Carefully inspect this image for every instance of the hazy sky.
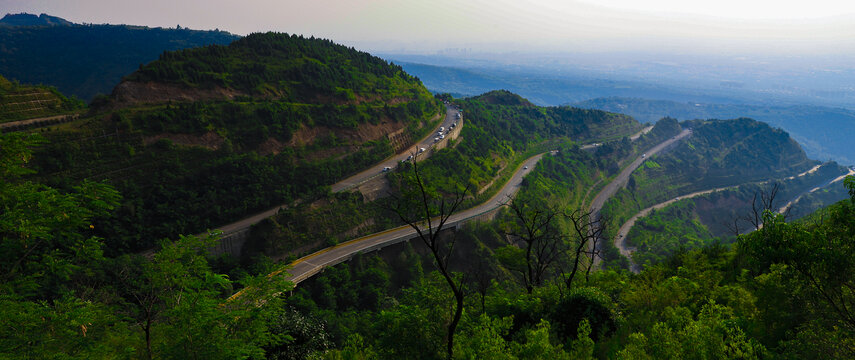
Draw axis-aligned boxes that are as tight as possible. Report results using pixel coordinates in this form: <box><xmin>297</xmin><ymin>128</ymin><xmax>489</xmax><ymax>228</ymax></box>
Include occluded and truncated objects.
<box><xmin>5</xmin><ymin>0</ymin><xmax>855</xmax><ymax>55</ymax></box>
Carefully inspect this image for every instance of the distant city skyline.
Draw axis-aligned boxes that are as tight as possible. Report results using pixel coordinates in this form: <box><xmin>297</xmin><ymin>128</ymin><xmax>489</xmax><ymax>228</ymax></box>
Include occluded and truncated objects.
<box><xmin>4</xmin><ymin>0</ymin><xmax>855</xmax><ymax>55</ymax></box>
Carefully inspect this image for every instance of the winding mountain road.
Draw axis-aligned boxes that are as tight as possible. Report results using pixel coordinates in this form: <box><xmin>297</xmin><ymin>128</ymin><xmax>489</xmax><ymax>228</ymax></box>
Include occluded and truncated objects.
<box><xmin>202</xmin><ymin>107</ymin><xmax>459</xmax><ymax>239</ymax></box>
<box><xmin>579</xmin><ymin>125</ymin><xmax>653</xmax><ymax>151</ymax></box>
<box><xmin>251</xmin><ymin>127</ymin><xmax>680</xmax><ymax>291</ymax></box>
<box><xmin>584</xmin><ymin>128</ymin><xmax>692</xmax><ymax>268</ymax></box>
<box><xmin>614</xmin><ymin>187</ymin><xmax>733</xmax><ymax>272</ymax></box>
<box><xmin>331</xmin><ymin>106</ymin><xmax>461</xmax><ymax>192</ymax></box>
<box><xmin>271</xmin><ymin>154</ymin><xmax>543</xmax><ymax>285</ymax></box>
<box><xmin>589</xmin><ymin>129</ymin><xmax>692</xmax><ymax>215</ymax></box>
<box><xmin>229</xmin><ymin>154</ymin><xmax>544</xmax><ymax>301</ymax></box>
<box><xmin>229</xmin><ymin>125</ymin><xmax>688</xmax><ymax>300</ymax></box>
<box><xmin>614</xmin><ymin>163</ymin><xmax>852</xmax><ymax>273</ymax></box>
<box><xmin>779</xmin><ymin>167</ymin><xmax>855</xmax><ymax>214</ymax></box>
<box><xmin>271</xmin><ymin>125</ymin><xmax>668</xmax><ymax>284</ymax></box>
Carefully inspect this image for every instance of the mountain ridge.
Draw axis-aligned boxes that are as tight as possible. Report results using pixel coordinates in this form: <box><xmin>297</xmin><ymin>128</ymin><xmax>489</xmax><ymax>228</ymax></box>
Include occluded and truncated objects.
<box><xmin>0</xmin><ymin>20</ymin><xmax>239</xmax><ymax>101</ymax></box>
<box><xmin>573</xmin><ymin>96</ymin><xmax>855</xmax><ymax>165</ymax></box>
<box><xmin>0</xmin><ymin>13</ymin><xmax>73</xmax><ymax>27</ymax></box>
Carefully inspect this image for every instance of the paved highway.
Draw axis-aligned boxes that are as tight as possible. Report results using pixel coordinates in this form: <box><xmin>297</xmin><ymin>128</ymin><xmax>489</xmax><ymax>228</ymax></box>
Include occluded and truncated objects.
<box><xmin>267</xmin><ymin>154</ymin><xmax>544</xmax><ymax>286</ymax></box>
<box><xmin>332</xmin><ymin>106</ymin><xmax>461</xmax><ymax>192</ymax></box>
<box><xmin>207</xmin><ymin>106</ymin><xmax>459</xmax><ymax>237</ymax></box>
<box><xmin>614</xmin><ymin>163</ymin><xmax>847</xmax><ymax>273</ymax></box>
<box><xmin>613</xmin><ymin>187</ymin><xmax>733</xmax><ymax>272</ymax></box>
<box><xmin>630</xmin><ymin>125</ymin><xmax>654</xmax><ymax>141</ymax></box>
<box><xmin>579</xmin><ymin>125</ymin><xmax>653</xmax><ymax>151</ymax></box>
<box><xmin>779</xmin><ymin>167</ymin><xmax>855</xmax><ymax>214</ymax></box>
<box><xmin>585</xmin><ymin>128</ymin><xmax>692</xmax><ymax>267</ymax></box>
<box><xmin>262</xmin><ymin>127</ymin><xmax>686</xmax><ymax>289</ymax></box>
<box><xmin>589</xmin><ymin>128</ymin><xmax>692</xmax><ymax>215</ymax></box>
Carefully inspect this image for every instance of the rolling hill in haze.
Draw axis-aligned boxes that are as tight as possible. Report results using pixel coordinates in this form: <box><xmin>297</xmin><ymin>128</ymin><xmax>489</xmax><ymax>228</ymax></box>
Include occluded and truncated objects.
<box><xmin>394</xmin><ymin>61</ymin><xmax>745</xmax><ymax>107</ymax></box>
<box><xmin>574</xmin><ymin>97</ymin><xmax>855</xmax><ymax>165</ymax></box>
<box><xmin>0</xmin><ymin>13</ymin><xmax>73</xmax><ymax>26</ymax></box>
<box><xmin>0</xmin><ymin>13</ymin><xmax>238</xmax><ymax>101</ymax></box>
<box><xmin>393</xmin><ymin>60</ymin><xmax>855</xmax><ymax>166</ymax></box>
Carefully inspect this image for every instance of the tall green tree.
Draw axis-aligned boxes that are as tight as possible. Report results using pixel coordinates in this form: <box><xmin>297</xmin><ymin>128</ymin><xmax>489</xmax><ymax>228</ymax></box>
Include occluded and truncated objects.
<box><xmin>1</xmin><ymin>133</ymin><xmax>120</xmax><ymax>299</ymax></box>
<box><xmin>0</xmin><ymin>132</ymin><xmax>127</xmax><ymax>358</ymax></box>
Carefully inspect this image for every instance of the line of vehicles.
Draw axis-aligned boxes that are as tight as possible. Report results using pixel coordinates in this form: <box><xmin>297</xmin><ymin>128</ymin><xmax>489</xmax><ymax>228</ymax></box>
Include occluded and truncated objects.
<box><xmin>433</xmin><ymin>121</ymin><xmax>458</xmax><ymax>143</ymax></box>
<box><xmin>382</xmin><ymin>111</ymin><xmax>461</xmax><ymax>173</ymax></box>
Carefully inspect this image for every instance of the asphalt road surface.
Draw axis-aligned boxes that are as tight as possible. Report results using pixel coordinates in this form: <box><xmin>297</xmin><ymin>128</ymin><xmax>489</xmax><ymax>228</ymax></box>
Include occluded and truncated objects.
<box><xmin>613</xmin><ymin>187</ymin><xmax>732</xmax><ymax>272</ymax></box>
<box><xmin>613</xmin><ymin>162</ymin><xmax>843</xmax><ymax>273</ymax></box>
<box><xmin>630</xmin><ymin>125</ymin><xmax>654</xmax><ymax>141</ymax></box>
<box><xmin>589</xmin><ymin>128</ymin><xmax>692</xmax><ymax>215</ymax></box>
<box><xmin>579</xmin><ymin>125</ymin><xmax>653</xmax><ymax>150</ymax></box>
<box><xmin>779</xmin><ymin>167</ymin><xmax>855</xmax><ymax>214</ymax></box>
<box><xmin>277</xmin><ymin>127</ymin><xmax>687</xmax><ymax>287</ymax></box>
<box><xmin>585</xmin><ymin>128</ymin><xmax>691</xmax><ymax>267</ymax></box>
<box><xmin>331</xmin><ymin>106</ymin><xmax>461</xmax><ymax>192</ymax></box>
<box><xmin>271</xmin><ymin>154</ymin><xmax>545</xmax><ymax>286</ymax></box>
<box><xmin>210</xmin><ymin>106</ymin><xmax>458</xmax><ymax>236</ymax></box>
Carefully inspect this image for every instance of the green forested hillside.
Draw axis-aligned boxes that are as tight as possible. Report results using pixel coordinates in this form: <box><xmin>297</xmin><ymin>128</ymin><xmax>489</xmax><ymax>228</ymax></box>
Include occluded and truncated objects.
<box><xmin>619</xmin><ymin>160</ymin><xmax>851</xmax><ymax>266</ymax></box>
<box><xmin>0</xmin><ymin>21</ymin><xmax>238</xmax><ymax>101</ymax></box>
<box><xmin>241</xmin><ymin>91</ymin><xmax>642</xmax><ymax>260</ymax></box>
<box><xmin>595</xmin><ymin>117</ymin><xmax>817</xmax><ymax>267</ymax></box>
<box><xmin>109</xmin><ymin>33</ymin><xmax>440</xmax><ymax>151</ymax></box>
<box><xmin>2</xmin><ymin>11</ymin><xmax>854</xmax><ymax>360</ymax></box>
<box><xmin>27</xmin><ymin>33</ymin><xmax>442</xmax><ymax>253</ymax></box>
<box><xmin>123</xmin><ymin>32</ymin><xmax>427</xmax><ymax>102</ymax></box>
<box><xmin>1</xmin><ymin>133</ymin><xmax>292</xmax><ymax>358</ymax></box>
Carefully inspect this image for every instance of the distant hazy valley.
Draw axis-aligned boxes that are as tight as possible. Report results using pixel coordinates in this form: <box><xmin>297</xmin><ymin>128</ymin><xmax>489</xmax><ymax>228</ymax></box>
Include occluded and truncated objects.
<box><xmin>391</xmin><ymin>55</ymin><xmax>855</xmax><ymax>165</ymax></box>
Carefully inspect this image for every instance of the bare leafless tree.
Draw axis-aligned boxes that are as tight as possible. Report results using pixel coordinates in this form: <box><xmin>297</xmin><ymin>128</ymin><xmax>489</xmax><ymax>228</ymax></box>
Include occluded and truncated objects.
<box><xmin>391</xmin><ymin>155</ymin><xmax>469</xmax><ymax>360</ymax></box>
<box><xmin>725</xmin><ymin>216</ymin><xmax>743</xmax><ymax>238</ymax></box>
<box><xmin>747</xmin><ymin>182</ymin><xmax>785</xmax><ymax>230</ymax></box>
<box><xmin>565</xmin><ymin>208</ymin><xmax>605</xmax><ymax>288</ymax></box>
<box><xmin>584</xmin><ymin>216</ymin><xmax>606</xmax><ymax>282</ymax></box>
<box><xmin>502</xmin><ymin>197</ymin><xmax>564</xmax><ymax>294</ymax></box>
<box><xmin>726</xmin><ymin>182</ymin><xmax>785</xmax><ymax>236</ymax></box>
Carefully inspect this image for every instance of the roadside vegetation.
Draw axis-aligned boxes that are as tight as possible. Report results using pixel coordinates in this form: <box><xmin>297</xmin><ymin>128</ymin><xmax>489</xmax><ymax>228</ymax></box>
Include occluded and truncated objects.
<box><xmin>4</xmin><ymin>125</ymin><xmax>854</xmax><ymax>358</ymax></box>
<box><xmin>240</xmin><ymin>90</ymin><xmax>642</xmax><ymax>262</ymax></box>
<box><xmin>277</xmin><ymin>148</ymin><xmax>855</xmax><ymax>359</ymax></box>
